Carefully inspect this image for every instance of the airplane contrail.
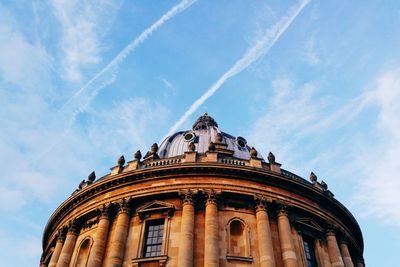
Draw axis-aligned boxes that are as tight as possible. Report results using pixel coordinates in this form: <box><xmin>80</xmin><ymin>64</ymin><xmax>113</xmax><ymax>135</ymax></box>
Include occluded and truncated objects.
<box><xmin>61</xmin><ymin>0</ymin><xmax>198</xmax><ymax>124</ymax></box>
<box><xmin>29</xmin><ymin>0</ymin><xmax>197</xmax><ymax>165</ymax></box>
<box><xmin>164</xmin><ymin>0</ymin><xmax>311</xmax><ymax>138</ymax></box>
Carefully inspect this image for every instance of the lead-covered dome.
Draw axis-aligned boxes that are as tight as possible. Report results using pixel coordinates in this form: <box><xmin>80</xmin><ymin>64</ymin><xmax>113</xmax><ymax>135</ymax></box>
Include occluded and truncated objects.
<box><xmin>158</xmin><ymin>113</ymin><xmax>262</xmax><ymax>160</ymax></box>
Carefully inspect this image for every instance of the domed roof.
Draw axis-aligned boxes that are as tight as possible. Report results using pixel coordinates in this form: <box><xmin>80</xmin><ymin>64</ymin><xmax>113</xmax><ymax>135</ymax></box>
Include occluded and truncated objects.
<box><xmin>158</xmin><ymin>113</ymin><xmax>263</xmax><ymax>161</ymax></box>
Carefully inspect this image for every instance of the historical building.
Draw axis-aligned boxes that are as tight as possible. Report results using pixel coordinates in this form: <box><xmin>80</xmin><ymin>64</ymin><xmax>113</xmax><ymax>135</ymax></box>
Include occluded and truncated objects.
<box><xmin>40</xmin><ymin>113</ymin><xmax>365</xmax><ymax>267</ymax></box>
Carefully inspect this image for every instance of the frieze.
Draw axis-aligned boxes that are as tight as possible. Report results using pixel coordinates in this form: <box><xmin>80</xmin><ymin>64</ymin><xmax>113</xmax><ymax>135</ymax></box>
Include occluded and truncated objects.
<box><xmin>43</xmin><ymin>165</ymin><xmax>363</xmax><ymax>254</ymax></box>
<box><xmin>81</xmin><ymin>217</ymin><xmax>99</xmax><ymax>231</ymax></box>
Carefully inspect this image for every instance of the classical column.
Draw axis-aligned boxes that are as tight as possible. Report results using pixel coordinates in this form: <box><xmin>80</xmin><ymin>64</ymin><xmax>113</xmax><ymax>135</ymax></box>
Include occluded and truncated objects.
<box><xmin>277</xmin><ymin>207</ymin><xmax>297</xmax><ymax>267</ymax></box>
<box><xmin>204</xmin><ymin>191</ymin><xmax>219</xmax><ymax>267</ymax></box>
<box><xmin>339</xmin><ymin>240</ymin><xmax>354</xmax><ymax>267</ymax></box>
<box><xmin>356</xmin><ymin>258</ymin><xmax>364</xmax><ymax>267</ymax></box>
<box><xmin>315</xmin><ymin>239</ymin><xmax>332</xmax><ymax>267</ymax></box>
<box><xmin>255</xmin><ymin>197</ymin><xmax>275</xmax><ymax>267</ymax></box>
<box><xmin>56</xmin><ymin>221</ymin><xmax>79</xmax><ymax>267</ymax></box>
<box><xmin>326</xmin><ymin>229</ymin><xmax>345</xmax><ymax>267</ymax></box>
<box><xmin>87</xmin><ymin>205</ymin><xmax>111</xmax><ymax>267</ymax></box>
<box><xmin>107</xmin><ymin>200</ymin><xmax>131</xmax><ymax>267</ymax></box>
<box><xmin>48</xmin><ymin>229</ymin><xmax>66</xmax><ymax>267</ymax></box>
<box><xmin>178</xmin><ymin>191</ymin><xmax>195</xmax><ymax>267</ymax></box>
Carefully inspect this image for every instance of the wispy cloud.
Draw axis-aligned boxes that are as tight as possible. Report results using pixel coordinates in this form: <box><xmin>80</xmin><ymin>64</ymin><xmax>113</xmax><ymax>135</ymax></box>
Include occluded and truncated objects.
<box><xmin>352</xmin><ymin>68</ymin><xmax>400</xmax><ymax>226</ymax></box>
<box><xmin>52</xmin><ymin>0</ymin><xmax>122</xmax><ymax>82</ymax></box>
<box><xmin>304</xmin><ymin>36</ymin><xmax>320</xmax><ymax>65</ymax></box>
<box><xmin>247</xmin><ymin>67</ymin><xmax>400</xmax><ymax>228</ymax></box>
<box><xmin>165</xmin><ymin>0</ymin><xmax>311</xmax><ymax>138</ymax></box>
<box><xmin>0</xmin><ymin>4</ymin><xmax>52</xmax><ymax>90</ymax></box>
<box><xmin>61</xmin><ymin>0</ymin><xmax>197</xmax><ymax>124</ymax></box>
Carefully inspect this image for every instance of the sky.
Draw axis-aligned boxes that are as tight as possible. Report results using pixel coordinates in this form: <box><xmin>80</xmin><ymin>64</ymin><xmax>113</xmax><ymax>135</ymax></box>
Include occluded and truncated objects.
<box><xmin>0</xmin><ymin>0</ymin><xmax>399</xmax><ymax>266</ymax></box>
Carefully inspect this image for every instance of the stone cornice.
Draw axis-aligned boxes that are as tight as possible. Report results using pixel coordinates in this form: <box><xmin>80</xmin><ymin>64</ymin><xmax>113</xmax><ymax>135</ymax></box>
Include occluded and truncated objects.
<box><xmin>42</xmin><ymin>162</ymin><xmax>363</xmax><ymax>254</ymax></box>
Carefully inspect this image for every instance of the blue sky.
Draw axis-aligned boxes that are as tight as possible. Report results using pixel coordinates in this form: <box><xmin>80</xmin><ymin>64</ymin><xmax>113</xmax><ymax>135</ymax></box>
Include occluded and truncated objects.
<box><xmin>0</xmin><ymin>0</ymin><xmax>399</xmax><ymax>266</ymax></box>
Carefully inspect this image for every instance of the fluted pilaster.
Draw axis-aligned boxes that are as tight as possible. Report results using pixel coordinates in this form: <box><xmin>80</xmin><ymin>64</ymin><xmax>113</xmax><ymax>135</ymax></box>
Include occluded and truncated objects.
<box><xmin>255</xmin><ymin>197</ymin><xmax>275</xmax><ymax>267</ymax></box>
<box><xmin>56</xmin><ymin>221</ymin><xmax>79</xmax><ymax>267</ymax></box>
<box><xmin>178</xmin><ymin>190</ymin><xmax>195</xmax><ymax>267</ymax></box>
<box><xmin>326</xmin><ymin>229</ymin><xmax>345</xmax><ymax>267</ymax></box>
<box><xmin>277</xmin><ymin>207</ymin><xmax>297</xmax><ymax>267</ymax></box>
<box><xmin>204</xmin><ymin>191</ymin><xmax>219</xmax><ymax>267</ymax></box>
<box><xmin>107</xmin><ymin>200</ymin><xmax>131</xmax><ymax>267</ymax></box>
<box><xmin>87</xmin><ymin>205</ymin><xmax>111</xmax><ymax>267</ymax></box>
<box><xmin>48</xmin><ymin>229</ymin><xmax>65</xmax><ymax>267</ymax></box>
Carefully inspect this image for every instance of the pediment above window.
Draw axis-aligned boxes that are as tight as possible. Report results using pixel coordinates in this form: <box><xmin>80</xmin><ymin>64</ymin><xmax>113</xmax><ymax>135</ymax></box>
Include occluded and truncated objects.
<box><xmin>294</xmin><ymin>218</ymin><xmax>324</xmax><ymax>234</ymax></box>
<box><xmin>136</xmin><ymin>200</ymin><xmax>175</xmax><ymax>222</ymax></box>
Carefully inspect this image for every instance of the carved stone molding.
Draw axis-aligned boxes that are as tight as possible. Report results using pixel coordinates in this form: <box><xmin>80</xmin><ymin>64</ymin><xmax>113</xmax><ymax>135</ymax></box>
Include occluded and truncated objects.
<box><xmin>81</xmin><ymin>217</ymin><xmax>99</xmax><ymax>231</ymax></box>
<box><xmin>204</xmin><ymin>189</ymin><xmax>219</xmax><ymax>206</ymax></box>
<box><xmin>179</xmin><ymin>189</ymin><xmax>196</xmax><ymax>206</ymax></box>
<box><xmin>57</xmin><ymin>227</ymin><xmax>66</xmax><ymax>242</ymax></box>
<box><xmin>117</xmin><ymin>197</ymin><xmax>132</xmax><ymax>215</ymax></box>
<box><xmin>254</xmin><ymin>194</ymin><xmax>272</xmax><ymax>213</ymax></box>
<box><xmin>326</xmin><ymin>226</ymin><xmax>336</xmax><ymax>236</ymax></box>
<box><xmin>98</xmin><ymin>204</ymin><xmax>111</xmax><ymax>220</ymax></box>
<box><xmin>136</xmin><ymin>200</ymin><xmax>175</xmax><ymax>222</ymax></box>
<box><xmin>67</xmin><ymin>219</ymin><xmax>79</xmax><ymax>235</ymax></box>
<box><xmin>276</xmin><ymin>202</ymin><xmax>290</xmax><ymax>218</ymax></box>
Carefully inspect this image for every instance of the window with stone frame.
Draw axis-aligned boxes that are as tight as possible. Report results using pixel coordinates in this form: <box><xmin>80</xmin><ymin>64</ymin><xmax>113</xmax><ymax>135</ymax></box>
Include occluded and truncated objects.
<box><xmin>303</xmin><ymin>236</ymin><xmax>317</xmax><ymax>267</ymax></box>
<box><xmin>143</xmin><ymin>219</ymin><xmax>164</xmax><ymax>258</ymax></box>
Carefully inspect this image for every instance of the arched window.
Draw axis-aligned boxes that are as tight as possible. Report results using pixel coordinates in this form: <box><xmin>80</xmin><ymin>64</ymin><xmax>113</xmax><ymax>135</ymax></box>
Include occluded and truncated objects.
<box><xmin>226</xmin><ymin>218</ymin><xmax>252</xmax><ymax>262</ymax></box>
<box><xmin>75</xmin><ymin>237</ymin><xmax>92</xmax><ymax>267</ymax></box>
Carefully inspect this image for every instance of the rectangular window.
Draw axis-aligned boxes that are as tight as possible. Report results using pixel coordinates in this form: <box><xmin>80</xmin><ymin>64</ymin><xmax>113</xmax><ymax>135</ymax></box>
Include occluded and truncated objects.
<box><xmin>143</xmin><ymin>220</ymin><xmax>164</xmax><ymax>257</ymax></box>
<box><xmin>303</xmin><ymin>237</ymin><xmax>317</xmax><ymax>267</ymax></box>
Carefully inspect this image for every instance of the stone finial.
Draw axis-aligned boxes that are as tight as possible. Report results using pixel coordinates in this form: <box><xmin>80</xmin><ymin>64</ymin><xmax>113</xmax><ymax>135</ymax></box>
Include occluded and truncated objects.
<box><xmin>78</xmin><ymin>180</ymin><xmax>85</xmax><ymax>189</ymax></box>
<box><xmin>267</xmin><ymin>152</ymin><xmax>275</xmax><ymax>163</ymax></box>
<box><xmin>134</xmin><ymin>150</ymin><xmax>142</xmax><ymax>161</ymax></box>
<box><xmin>321</xmin><ymin>180</ymin><xmax>328</xmax><ymax>190</ymax></box>
<box><xmin>188</xmin><ymin>141</ymin><xmax>195</xmax><ymax>152</ymax></box>
<box><xmin>250</xmin><ymin>147</ymin><xmax>258</xmax><ymax>159</ymax></box>
<box><xmin>88</xmin><ymin>171</ymin><xmax>96</xmax><ymax>182</ymax></box>
<box><xmin>310</xmin><ymin>172</ymin><xmax>317</xmax><ymax>182</ymax></box>
<box><xmin>118</xmin><ymin>155</ymin><xmax>125</xmax><ymax>166</ymax></box>
<box><xmin>216</xmin><ymin>132</ymin><xmax>223</xmax><ymax>143</ymax></box>
<box><xmin>208</xmin><ymin>141</ymin><xmax>216</xmax><ymax>151</ymax></box>
<box><xmin>151</xmin><ymin>143</ymin><xmax>158</xmax><ymax>153</ymax></box>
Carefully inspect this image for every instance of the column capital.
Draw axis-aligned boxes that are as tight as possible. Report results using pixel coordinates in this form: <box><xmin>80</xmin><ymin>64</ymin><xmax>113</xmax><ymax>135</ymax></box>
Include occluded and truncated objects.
<box><xmin>338</xmin><ymin>237</ymin><xmax>348</xmax><ymax>245</ymax></box>
<box><xmin>356</xmin><ymin>257</ymin><xmax>365</xmax><ymax>265</ymax></box>
<box><xmin>117</xmin><ymin>198</ymin><xmax>131</xmax><ymax>214</ymax></box>
<box><xmin>179</xmin><ymin>189</ymin><xmax>196</xmax><ymax>206</ymax></box>
<box><xmin>254</xmin><ymin>195</ymin><xmax>270</xmax><ymax>213</ymax></box>
<box><xmin>276</xmin><ymin>203</ymin><xmax>289</xmax><ymax>217</ymax></box>
<box><xmin>67</xmin><ymin>219</ymin><xmax>79</xmax><ymax>235</ymax></box>
<box><xmin>204</xmin><ymin>190</ymin><xmax>219</xmax><ymax>206</ymax></box>
<box><xmin>326</xmin><ymin>225</ymin><xmax>337</xmax><ymax>236</ymax></box>
<box><xmin>98</xmin><ymin>203</ymin><xmax>111</xmax><ymax>220</ymax></box>
<box><xmin>57</xmin><ymin>228</ymin><xmax>66</xmax><ymax>242</ymax></box>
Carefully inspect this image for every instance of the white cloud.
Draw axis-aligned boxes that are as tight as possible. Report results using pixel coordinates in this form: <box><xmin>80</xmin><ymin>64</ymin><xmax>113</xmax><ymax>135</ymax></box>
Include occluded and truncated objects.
<box><xmin>353</xmin><ymin>68</ymin><xmax>400</xmax><ymax>226</ymax></box>
<box><xmin>247</xmin><ymin>68</ymin><xmax>400</xmax><ymax>229</ymax></box>
<box><xmin>303</xmin><ymin>36</ymin><xmax>320</xmax><ymax>65</ymax></box>
<box><xmin>51</xmin><ymin>0</ymin><xmax>122</xmax><ymax>82</ymax></box>
<box><xmin>247</xmin><ymin>78</ymin><xmax>323</xmax><ymax>169</ymax></box>
<box><xmin>86</xmin><ymin>98</ymin><xmax>170</xmax><ymax>156</ymax></box>
<box><xmin>0</xmin><ymin>6</ymin><xmax>52</xmax><ymax>90</ymax></box>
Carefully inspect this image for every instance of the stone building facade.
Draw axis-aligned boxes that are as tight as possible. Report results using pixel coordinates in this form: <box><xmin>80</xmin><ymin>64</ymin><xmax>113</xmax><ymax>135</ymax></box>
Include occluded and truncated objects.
<box><xmin>40</xmin><ymin>113</ymin><xmax>365</xmax><ymax>267</ymax></box>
